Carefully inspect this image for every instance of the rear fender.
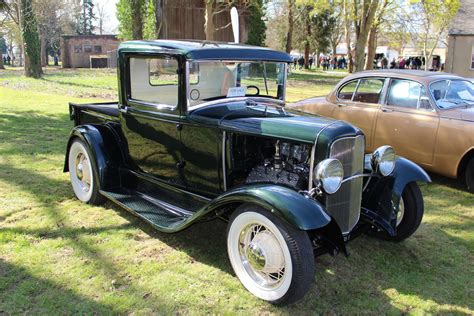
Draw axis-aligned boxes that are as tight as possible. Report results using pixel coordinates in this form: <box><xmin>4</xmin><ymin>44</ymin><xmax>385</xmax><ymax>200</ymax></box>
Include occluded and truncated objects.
<box><xmin>200</xmin><ymin>184</ymin><xmax>331</xmax><ymax>231</ymax></box>
<box><xmin>64</xmin><ymin>124</ymin><xmax>124</xmax><ymax>189</ymax></box>
<box><xmin>362</xmin><ymin>157</ymin><xmax>431</xmax><ymax>235</ymax></box>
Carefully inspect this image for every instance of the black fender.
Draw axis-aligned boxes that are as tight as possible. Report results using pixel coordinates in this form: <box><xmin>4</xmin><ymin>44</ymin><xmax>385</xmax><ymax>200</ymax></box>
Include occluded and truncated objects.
<box><xmin>361</xmin><ymin>157</ymin><xmax>431</xmax><ymax>235</ymax></box>
<box><xmin>189</xmin><ymin>184</ymin><xmax>332</xmax><ymax>231</ymax></box>
<box><xmin>64</xmin><ymin>124</ymin><xmax>124</xmax><ymax>190</ymax></box>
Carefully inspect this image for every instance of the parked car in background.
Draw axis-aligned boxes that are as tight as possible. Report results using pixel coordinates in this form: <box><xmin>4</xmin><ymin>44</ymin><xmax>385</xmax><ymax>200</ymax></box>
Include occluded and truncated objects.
<box><xmin>64</xmin><ymin>41</ymin><xmax>430</xmax><ymax>305</ymax></box>
<box><xmin>291</xmin><ymin>70</ymin><xmax>474</xmax><ymax>192</ymax></box>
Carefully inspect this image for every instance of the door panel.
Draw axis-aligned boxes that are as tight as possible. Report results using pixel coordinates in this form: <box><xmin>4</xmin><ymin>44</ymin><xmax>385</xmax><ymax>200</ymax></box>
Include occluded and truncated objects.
<box><xmin>180</xmin><ymin>120</ymin><xmax>222</xmax><ymax>196</ymax></box>
<box><xmin>373</xmin><ymin>107</ymin><xmax>439</xmax><ymax>166</ymax></box>
<box><xmin>333</xmin><ymin>103</ymin><xmax>379</xmax><ymax>151</ymax></box>
<box><xmin>122</xmin><ymin>109</ymin><xmax>184</xmax><ymax>186</ymax></box>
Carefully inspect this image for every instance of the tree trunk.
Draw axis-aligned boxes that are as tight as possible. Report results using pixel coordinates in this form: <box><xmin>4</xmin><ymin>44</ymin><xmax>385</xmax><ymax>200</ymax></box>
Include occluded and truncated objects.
<box><xmin>205</xmin><ymin>0</ymin><xmax>215</xmax><ymax>41</ymax></box>
<box><xmin>343</xmin><ymin>0</ymin><xmax>353</xmax><ymax>73</ymax></box>
<box><xmin>21</xmin><ymin>0</ymin><xmax>42</xmax><ymax>78</ymax></box>
<box><xmin>0</xmin><ymin>56</ymin><xmax>4</xmax><ymax>70</ymax></box>
<box><xmin>154</xmin><ymin>0</ymin><xmax>163</xmax><ymax>38</ymax></box>
<box><xmin>316</xmin><ymin>49</ymin><xmax>321</xmax><ymax>67</ymax></box>
<box><xmin>353</xmin><ymin>0</ymin><xmax>379</xmax><ymax>72</ymax></box>
<box><xmin>131</xmin><ymin>0</ymin><xmax>144</xmax><ymax>40</ymax></box>
<box><xmin>364</xmin><ymin>26</ymin><xmax>377</xmax><ymax>70</ymax></box>
<box><xmin>40</xmin><ymin>35</ymin><xmax>47</xmax><ymax>67</ymax></box>
<box><xmin>285</xmin><ymin>0</ymin><xmax>295</xmax><ymax>53</ymax></box>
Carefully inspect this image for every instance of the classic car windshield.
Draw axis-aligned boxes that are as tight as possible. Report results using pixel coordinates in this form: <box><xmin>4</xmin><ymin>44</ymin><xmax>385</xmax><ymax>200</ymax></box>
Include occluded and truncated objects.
<box><xmin>187</xmin><ymin>61</ymin><xmax>286</xmax><ymax>107</ymax></box>
<box><xmin>430</xmin><ymin>79</ymin><xmax>474</xmax><ymax>109</ymax></box>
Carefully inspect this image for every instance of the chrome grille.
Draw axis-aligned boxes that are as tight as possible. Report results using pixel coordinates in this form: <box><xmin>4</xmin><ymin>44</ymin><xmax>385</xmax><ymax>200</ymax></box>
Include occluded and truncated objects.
<box><xmin>325</xmin><ymin>135</ymin><xmax>365</xmax><ymax>234</ymax></box>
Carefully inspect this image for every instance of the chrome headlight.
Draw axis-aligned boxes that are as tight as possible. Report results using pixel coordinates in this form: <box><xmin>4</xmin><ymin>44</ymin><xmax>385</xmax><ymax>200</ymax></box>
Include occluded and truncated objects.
<box><xmin>314</xmin><ymin>158</ymin><xmax>344</xmax><ymax>194</ymax></box>
<box><xmin>371</xmin><ymin>145</ymin><xmax>396</xmax><ymax>176</ymax></box>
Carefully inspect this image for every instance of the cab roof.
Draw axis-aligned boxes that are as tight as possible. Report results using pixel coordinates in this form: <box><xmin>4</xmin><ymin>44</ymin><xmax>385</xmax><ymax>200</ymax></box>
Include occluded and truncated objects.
<box><xmin>118</xmin><ymin>40</ymin><xmax>293</xmax><ymax>62</ymax></box>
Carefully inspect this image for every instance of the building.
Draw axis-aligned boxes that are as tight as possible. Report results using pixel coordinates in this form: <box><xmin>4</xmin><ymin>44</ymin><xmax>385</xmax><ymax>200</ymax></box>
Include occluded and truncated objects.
<box><xmin>445</xmin><ymin>0</ymin><xmax>474</xmax><ymax>78</ymax></box>
<box><xmin>156</xmin><ymin>0</ymin><xmax>249</xmax><ymax>42</ymax></box>
<box><xmin>61</xmin><ymin>35</ymin><xmax>120</xmax><ymax>68</ymax></box>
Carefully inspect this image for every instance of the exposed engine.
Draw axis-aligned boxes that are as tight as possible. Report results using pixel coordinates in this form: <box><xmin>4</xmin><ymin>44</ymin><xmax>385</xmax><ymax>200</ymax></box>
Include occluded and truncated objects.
<box><xmin>244</xmin><ymin>139</ymin><xmax>311</xmax><ymax>190</ymax></box>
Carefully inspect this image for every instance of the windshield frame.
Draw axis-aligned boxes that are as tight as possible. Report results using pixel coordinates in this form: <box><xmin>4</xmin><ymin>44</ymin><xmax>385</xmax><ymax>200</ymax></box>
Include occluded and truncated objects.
<box><xmin>429</xmin><ymin>78</ymin><xmax>474</xmax><ymax>110</ymax></box>
<box><xmin>185</xmin><ymin>59</ymin><xmax>288</xmax><ymax>111</ymax></box>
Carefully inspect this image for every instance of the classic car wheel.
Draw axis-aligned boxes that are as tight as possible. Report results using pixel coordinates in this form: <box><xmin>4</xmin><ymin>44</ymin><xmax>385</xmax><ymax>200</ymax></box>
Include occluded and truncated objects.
<box><xmin>389</xmin><ymin>182</ymin><xmax>424</xmax><ymax>242</ymax></box>
<box><xmin>465</xmin><ymin>158</ymin><xmax>474</xmax><ymax>193</ymax></box>
<box><xmin>227</xmin><ymin>205</ymin><xmax>314</xmax><ymax>305</ymax></box>
<box><xmin>68</xmin><ymin>139</ymin><xmax>105</xmax><ymax>205</ymax></box>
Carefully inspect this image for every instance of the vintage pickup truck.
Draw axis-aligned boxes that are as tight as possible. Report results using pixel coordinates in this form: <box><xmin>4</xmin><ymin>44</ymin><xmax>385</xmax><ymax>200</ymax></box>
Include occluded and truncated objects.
<box><xmin>64</xmin><ymin>40</ymin><xmax>430</xmax><ymax>305</ymax></box>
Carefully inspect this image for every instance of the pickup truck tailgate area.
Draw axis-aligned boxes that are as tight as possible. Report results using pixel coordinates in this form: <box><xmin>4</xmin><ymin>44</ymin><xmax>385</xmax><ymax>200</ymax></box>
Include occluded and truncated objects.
<box><xmin>69</xmin><ymin>102</ymin><xmax>120</xmax><ymax>125</ymax></box>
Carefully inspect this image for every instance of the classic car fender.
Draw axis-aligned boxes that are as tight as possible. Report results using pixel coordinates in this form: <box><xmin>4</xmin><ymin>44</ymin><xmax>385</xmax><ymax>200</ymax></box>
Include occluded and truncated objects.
<box><xmin>199</xmin><ymin>184</ymin><xmax>331</xmax><ymax>231</ymax></box>
<box><xmin>361</xmin><ymin>156</ymin><xmax>431</xmax><ymax>235</ymax></box>
<box><xmin>64</xmin><ymin>124</ymin><xmax>124</xmax><ymax>189</ymax></box>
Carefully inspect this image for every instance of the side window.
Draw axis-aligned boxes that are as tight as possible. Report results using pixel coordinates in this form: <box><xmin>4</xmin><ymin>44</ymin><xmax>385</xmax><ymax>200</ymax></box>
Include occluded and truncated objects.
<box><xmin>387</xmin><ymin>79</ymin><xmax>422</xmax><ymax>109</ymax></box>
<box><xmin>337</xmin><ymin>80</ymin><xmax>358</xmax><ymax>100</ymax></box>
<box><xmin>129</xmin><ymin>57</ymin><xmax>179</xmax><ymax>108</ymax></box>
<box><xmin>352</xmin><ymin>78</ymin><xmax>384</xmax><ymax>104</ymax></box>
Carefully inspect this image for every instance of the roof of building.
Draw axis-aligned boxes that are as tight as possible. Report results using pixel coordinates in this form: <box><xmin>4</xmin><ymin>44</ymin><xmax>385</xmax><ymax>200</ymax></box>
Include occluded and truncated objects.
<box><xmin>118</xmin><ymin>40</ymin><xmax>293</xmax><ymax>62</ymax></box>
<box><xmin>449</xmin><ymin>0</ymin><xmax>474</xmax><ymax>35</ymax></box>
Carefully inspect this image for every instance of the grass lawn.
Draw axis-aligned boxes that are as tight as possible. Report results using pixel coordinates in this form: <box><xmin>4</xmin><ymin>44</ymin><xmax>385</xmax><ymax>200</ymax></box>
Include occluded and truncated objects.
<box><xmin>0</xmin><ymin>67</ymin><xmax>473</xmax><ymax>314</ymax></box>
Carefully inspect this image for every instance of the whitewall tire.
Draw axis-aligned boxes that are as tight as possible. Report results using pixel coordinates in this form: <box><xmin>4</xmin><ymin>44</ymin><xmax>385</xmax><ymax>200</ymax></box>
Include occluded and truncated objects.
<box><xmin>68</xmin><ymin>139</ymin><xmax>105</xmax><ymax>205</ymax></box>
<box><xmin>227</xmin><ymin>204</ymin><xmax>315</xmax><ymax>305</ymax></box>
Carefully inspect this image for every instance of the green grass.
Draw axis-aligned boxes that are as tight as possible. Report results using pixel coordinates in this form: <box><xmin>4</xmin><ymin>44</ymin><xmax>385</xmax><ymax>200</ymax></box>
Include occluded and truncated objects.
<box><xmin>0</xmin><ymin>67</ymin><xmax>473</xmax><ymax>314</ymax></box>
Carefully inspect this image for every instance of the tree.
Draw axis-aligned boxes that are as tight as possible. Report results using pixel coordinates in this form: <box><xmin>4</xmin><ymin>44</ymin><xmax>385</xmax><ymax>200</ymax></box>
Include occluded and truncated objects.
<box><xmin>117</xmin><ymin>0</ymin><xmax>146</xmax><ymax>40</ymax></box>
<box><xmin>95</xmin><ymin>0</ymin><xmax>108</xmax><ymax>35</ymax></box>
<box><xmin>77</xmin><ymin>0</ymin><xmax>95</xmax><ymax>35</ymax></box>
<box><xmin>364</xmin><ymin>0</ymin><xmax>391</xmax><ymax>70</ymax></box>
<box><xmin>285</xmin><ymin>0</ymin><xmax>295</xmax><ymax>53</ymax></box>
<box><xmin>246</xmin><ymin>0</ymin><xmax>266</xmax><ymax>46</ymax></box>
<box><xmin>349</xmin><ymin>0</ymin><xmax>379</xmax><ymax>72</ymax></box>
<box><xmin>410</xmin><ymin>0</ymin><xmax>460</xmax><ymax>70</ymax></box>
<box><xmin>203</xmin><ymin>0</ymin><xmax>253</xmax><ymax>41</ymax></box>
<box><xmin>328</xmin><ymin>3</ymin><xmax>344</xmax><ymax>57</ymax></box>
<box><xmin>312</xmin><ymin>10</ymin><xmax>336</xmax><ymax>67</ymax></box>
<box><xmin>20</xmin><ymin>0</ymin><xmax>42</xmax><ymax>78</ymax></box>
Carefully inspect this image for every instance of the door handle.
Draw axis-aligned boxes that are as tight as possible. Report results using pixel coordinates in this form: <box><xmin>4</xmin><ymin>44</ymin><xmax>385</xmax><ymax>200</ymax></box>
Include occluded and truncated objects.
<box><xmin>336</xmin><ymin>103</ymin><xmax>347</xmax><ymax>107</ymax></box>
<box><xmin>381</xmin><ymin>108</ymin><xmax>393</xmax><ymax>113</ymax></box>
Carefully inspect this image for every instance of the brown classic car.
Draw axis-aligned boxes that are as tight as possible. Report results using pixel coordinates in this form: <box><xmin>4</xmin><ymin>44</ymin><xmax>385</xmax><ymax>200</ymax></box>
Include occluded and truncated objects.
<box><xmin>291</xmin><ymin>70</ymin><xmax>474</xmax><ymax>192</ymax></box>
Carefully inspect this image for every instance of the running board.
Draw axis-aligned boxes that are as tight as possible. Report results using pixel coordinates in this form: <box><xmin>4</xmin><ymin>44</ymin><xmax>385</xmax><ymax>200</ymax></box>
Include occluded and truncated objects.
<box><xmin>100</xmin><ymin>188</ymin><xmax>192</xmax><ymax>231</ymax></box>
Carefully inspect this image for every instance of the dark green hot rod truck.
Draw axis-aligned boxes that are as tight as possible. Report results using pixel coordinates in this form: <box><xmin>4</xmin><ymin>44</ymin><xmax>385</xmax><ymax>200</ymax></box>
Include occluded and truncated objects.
<box><xmin>64</xmin><ymin>40</ymin><xmax>430</xmax><ymax>305</ymax></box>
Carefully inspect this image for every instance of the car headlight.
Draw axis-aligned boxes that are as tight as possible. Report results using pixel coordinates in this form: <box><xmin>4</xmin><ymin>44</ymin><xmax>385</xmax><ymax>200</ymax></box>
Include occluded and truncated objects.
<box><xmin>314</xmin><ymin>158</ymin><xmax>344</xmax><ymax>194</ymax></box>
<box><xmin>371</xmin><ymin>145</ymin><xmax>396</xmax><ymax>176</ymax></box>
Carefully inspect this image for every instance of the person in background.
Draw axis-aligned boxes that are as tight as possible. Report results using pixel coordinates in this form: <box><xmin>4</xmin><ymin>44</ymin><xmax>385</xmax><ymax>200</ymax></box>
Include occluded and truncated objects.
<box><xmin>293</xmin><ymin>57</ymin><xmax>297</xmax><ymax>70</ymax></box>
<box><xmin>381</xmin><ymin>56</ymin><xmax>388</xmax><ymax>69</ymax></box>
<box><xmin>6</xmin><ymin>55</ymin><xmax>11</xmax><ymax>65</ymax></box>
<box><xmin>309</xmin><ymin>56</ymin><xmax>313</xmax><ymax>69</ymax></box>
<box><xmin>298</xmin><ymin>56</ymin><xmax>304</xmax><ymax>70</ymax></box>
<box><xmin>390</xmin><ymin>58</ymin><xmax>396</xmax><ymax>69</ymax></box>
<box><xmin>398</xmin><ymin>57</ymin><xmax>405</xmax><ymax>69</ymax></box>
<box><xmin>2</xmin><ymin>56</ymin><xmax>6</xmax><ymax>65</ymax></box>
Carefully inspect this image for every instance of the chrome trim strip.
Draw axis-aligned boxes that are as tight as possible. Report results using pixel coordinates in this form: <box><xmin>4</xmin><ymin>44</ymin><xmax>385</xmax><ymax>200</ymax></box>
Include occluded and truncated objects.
<box><xmin>341</xmin><ymin>173</ymin><xmax>374</xmax><ymax>184</ymax></box>
<box><xmin>222</xmin><ymin>131</ymin><xmax>227</xmax><ymax>191</ymax></box>
<box><xmin>308</xmin><ymin>121</ymin><xmax>340</xmax><ymax>190</ymax></box>
<box><xmin>188</xmin><ymin>96</ymin><xmax>285</xmax><ymax>112</ymax></box>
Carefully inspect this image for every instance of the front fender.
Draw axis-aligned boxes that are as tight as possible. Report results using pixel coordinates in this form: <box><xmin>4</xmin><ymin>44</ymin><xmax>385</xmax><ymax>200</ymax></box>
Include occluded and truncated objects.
<box><xmin>198</xmin><ymin>184</ymin><xmax>331</xmax><ymax>231</ymax></box>
<box><xmin>64</xmin><ymin>124</ymin><xmax>124</xmax><ymax>189</ymax></box>
<box><xmin>362</xmin><ymin>156</ymin><xmax>431</xmax><ymax>235</ymax></box>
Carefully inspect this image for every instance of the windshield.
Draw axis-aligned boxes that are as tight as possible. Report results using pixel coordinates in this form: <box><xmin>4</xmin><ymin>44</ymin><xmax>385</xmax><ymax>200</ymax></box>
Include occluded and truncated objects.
<box><xmin>187</xmin><ymin>61</ymin><xmax>286</xmax><ymax>107</ymax></box>
<box><xmin>430</xmin><ymin>79</ymin><xmax>474</xmax><ymax>109</ymax></box>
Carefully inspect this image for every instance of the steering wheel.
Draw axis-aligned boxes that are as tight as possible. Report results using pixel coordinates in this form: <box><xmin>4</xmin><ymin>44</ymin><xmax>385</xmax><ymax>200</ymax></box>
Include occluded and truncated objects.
<box><xmin>246</xmin><ymin>85</ymin><xmax>260</xmax><ymax>96</ymax></box>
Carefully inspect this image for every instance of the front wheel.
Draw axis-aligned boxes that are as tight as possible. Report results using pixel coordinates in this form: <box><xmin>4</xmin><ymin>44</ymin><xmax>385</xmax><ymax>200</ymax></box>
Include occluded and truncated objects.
<box><xmin>385</xmin><ymin>182</ymin><xmax>424</xmax><ymax>242</ymax></box>
<box><xmin>227</xmin><ymin>204</ymin><xmax>315</xmax><ymax>306</ymax></box>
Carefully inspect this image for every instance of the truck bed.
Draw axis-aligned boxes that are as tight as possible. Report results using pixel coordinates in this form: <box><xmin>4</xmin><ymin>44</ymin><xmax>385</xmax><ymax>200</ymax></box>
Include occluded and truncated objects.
<box><xmin>69</xmin><ymin>102</ymin><xmax>120</xmax><ymax>126</ymax></box>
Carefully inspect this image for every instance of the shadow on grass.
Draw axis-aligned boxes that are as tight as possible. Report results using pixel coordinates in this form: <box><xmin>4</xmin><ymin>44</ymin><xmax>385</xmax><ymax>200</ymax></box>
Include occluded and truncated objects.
<box><xmin>0</xmin><ymin>259</ymin><xmax>112</xmax><ymax>314</ymax></box>
<box><xmin>1</xmin><ymin>162</ymin><xmax>472</xmax><ymax>313</ymax></box>
<box><xmin>0</xmin><ymin>111</ymin><xmax>71</xmax><ymax>156</ymax></box>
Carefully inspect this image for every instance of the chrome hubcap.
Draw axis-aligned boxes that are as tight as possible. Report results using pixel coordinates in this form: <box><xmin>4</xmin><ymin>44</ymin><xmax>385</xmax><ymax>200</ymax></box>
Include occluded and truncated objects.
<box><xmin>74</xmin><ymin>153</ymin><xmax>91</xmax><ymax>192</ymax></box>
<box><xmin>397</xmin><ymin>197</ymin><xmax>405</xmax><ymax>227</ymax></box>
<box><xmin>239</xmin><ymin>224</ymin><xmax>286</xmax><ymax>288</ymax></box>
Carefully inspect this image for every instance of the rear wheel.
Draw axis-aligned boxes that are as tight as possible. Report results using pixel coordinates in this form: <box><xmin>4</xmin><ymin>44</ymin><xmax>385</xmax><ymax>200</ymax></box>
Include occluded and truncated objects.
<box><xmin>68</xmin><ymin>139</ymin><xmax>105</xmax><ymax>205</ymax></box>
<box><xmin>464</xmin><ymin>158</ymin><xmax>474</xmax><ymax>193</ymax></box>
<box><xmin>227</xmin><ymin>204</ymin><xmax>314</xmax><ymax>305</ymax></box>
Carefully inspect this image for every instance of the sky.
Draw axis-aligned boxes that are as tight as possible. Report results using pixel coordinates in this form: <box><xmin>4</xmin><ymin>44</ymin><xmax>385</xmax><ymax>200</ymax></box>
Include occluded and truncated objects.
<box><xmin>99</xmin><ymin>0</ymin><xmax>119</xmax><ymax>34</ymax></box>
